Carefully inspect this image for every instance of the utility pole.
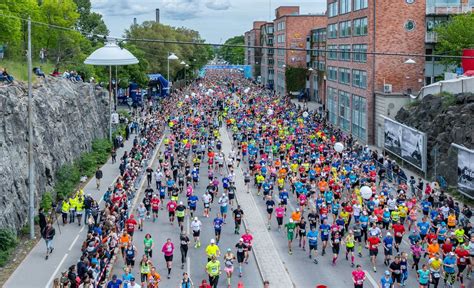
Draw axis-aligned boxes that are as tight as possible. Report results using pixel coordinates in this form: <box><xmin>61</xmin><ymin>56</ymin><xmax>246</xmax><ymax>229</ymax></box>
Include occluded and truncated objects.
<box><xmin>27</xmin><ymin>17</ymin><xmax>35</xmax><ymax>239</ymax></box>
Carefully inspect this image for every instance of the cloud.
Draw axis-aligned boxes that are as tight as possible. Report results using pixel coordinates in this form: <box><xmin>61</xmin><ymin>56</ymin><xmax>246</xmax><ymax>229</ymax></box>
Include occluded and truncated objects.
<box><xmin>205</xmin><ymin>0</ymin><xmax>231</xmax><ymax>10</ymax></box>
<box><xmin>91</xmin><ymin>0</ymin><xmax>149</xmax><ymax>16</ymax></box>
<box><xmin>161</xmin><ymin>0</ymin><xmax>201</xmax><ymax>20</ymax></box>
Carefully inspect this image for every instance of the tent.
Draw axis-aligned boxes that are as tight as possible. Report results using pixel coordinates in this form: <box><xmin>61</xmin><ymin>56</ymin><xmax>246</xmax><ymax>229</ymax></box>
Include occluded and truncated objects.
<box><xmin>148</xmin><ymin>74</ymin><xmax>169</xmax><ymax>97</ymax></box>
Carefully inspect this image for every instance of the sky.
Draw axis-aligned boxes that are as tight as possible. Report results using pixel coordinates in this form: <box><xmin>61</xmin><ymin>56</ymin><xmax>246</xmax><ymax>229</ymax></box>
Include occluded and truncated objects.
<box><xmin>91</xmin><ymin>0</ymin><xmax>327</xmax><ymax>43</ymax></box>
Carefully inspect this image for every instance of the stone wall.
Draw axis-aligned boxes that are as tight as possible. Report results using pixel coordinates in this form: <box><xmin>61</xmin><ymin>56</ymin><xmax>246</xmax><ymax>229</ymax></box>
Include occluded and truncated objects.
<box><xmin>396</xmin><ymin>93</ymin><xmax>474</xmax><ymax>186</ymax></box>
<box><xmin>0</xmin><ymin>78</ymin><xmax>109</xmax><ymax>230</ymax></box>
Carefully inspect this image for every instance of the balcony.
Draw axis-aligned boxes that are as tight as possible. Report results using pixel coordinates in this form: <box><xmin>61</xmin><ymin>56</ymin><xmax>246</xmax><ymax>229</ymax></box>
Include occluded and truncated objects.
<box><xmin>426</xmin><ymin>5</ymin><xmax>474</xmax><ymax>15</ymax></box>
<box><xmin>425</xmin><ymin>31</ymin><xmax>438</xmax><ymax>43</ymax></box>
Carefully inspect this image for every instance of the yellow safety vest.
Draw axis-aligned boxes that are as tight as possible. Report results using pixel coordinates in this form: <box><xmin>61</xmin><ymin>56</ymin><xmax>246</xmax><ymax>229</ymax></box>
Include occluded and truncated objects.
<box><xmin>62</xmin><ymin>200</ymin><xmax>70</xmax><ymax>213</ymax></box>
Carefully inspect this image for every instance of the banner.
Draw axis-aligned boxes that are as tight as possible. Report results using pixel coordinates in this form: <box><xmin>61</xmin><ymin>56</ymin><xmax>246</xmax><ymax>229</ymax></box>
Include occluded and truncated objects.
<box><xmin>457</xmin><ymin>147</ymin><xmax>474</xmax><ymax>198</ymax></box>
<box><xmin>383</xmin><ymin>117</ymin><xmax>426</xmax><ymax>171</ymax></box>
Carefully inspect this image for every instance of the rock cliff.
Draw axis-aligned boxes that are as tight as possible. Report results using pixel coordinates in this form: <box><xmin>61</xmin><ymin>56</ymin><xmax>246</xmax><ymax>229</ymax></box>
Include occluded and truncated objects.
<box><xmin>0</xmin><ymin>78</ymin><xmax>109</xmax><ymax>230</ymax></box>
<box><xmin>396</xmin><ymin>93</ymin><xmax>474</xmax><ymax>186</ymax></box>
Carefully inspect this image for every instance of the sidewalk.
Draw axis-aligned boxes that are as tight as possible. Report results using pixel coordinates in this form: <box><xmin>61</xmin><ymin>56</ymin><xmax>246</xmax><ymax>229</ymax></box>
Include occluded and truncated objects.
<box><xmin>220</xmin><ymin>127</ymin><xmax>295</xmax><ymax>288</ymax></box>
<box><xmin>4</xmin><ymin>135</ymin><xmax>135</xmax><ymax>288</ymax></box>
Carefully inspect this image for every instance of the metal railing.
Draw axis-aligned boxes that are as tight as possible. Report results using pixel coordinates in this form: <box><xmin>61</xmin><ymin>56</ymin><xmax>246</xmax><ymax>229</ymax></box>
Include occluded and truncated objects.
<box><xmin>426</xmin><ymin>5</ymin><xmax>474</xmax><ymax>14</ymax></box>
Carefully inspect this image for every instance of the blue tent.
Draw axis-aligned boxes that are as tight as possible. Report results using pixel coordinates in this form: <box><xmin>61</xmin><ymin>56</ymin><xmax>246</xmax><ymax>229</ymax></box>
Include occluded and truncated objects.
<box><xmin>148</xmin><ymin>74</ymin><xmax>169</xmax><ymax>97</ymax></box>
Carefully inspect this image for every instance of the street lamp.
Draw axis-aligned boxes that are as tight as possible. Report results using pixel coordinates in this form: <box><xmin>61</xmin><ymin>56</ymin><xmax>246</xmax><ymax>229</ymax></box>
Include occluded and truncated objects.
<box><xmin>308</xmin><ymin>67</ymin><xmax>314</xmax><ymax>72</ymax></box>
<box><xmin>167</xmin><ymin>52</ymin><xmax>179</xmax><ymax>87</ymax></box>
<box><xmin>85</xmin><ymin>39</ymin><xmax>139</xmax><ymax>141</ymax></box>
<box><xmin>404</xmin><ymin>58</ymin><xmax>416</xmax><ymax>64</ymax></box>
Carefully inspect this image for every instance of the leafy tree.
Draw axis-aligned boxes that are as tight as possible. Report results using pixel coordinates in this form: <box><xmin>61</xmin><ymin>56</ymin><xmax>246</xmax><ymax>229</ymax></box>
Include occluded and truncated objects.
<box><xmin>0</xmin><ymin>4</ymin><xmax>23</xmax><ymax>57</ymax></box>
<box><xmin>218</xmin><ymin>36</ymin><xmax>244</xmax><ymax>64</ymax></box>
<box><xmin>73</xmin><ymin>0</ymin><xmax>109</xmax><ymax>36</ymax></box>
<box><xmin>285</xmin><ymin>66</ymin><xmax>306</xmax><ymax>92</ymax></box>
<box><xmin>435</xmin><ymin>13</ymin><xmax>474</xmax><ymax>65</ymax></box>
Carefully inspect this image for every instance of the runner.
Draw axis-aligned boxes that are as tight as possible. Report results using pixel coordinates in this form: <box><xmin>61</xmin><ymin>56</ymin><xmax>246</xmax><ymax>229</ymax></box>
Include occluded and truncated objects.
<box><xmin>368</xmin><ymin>234</ymin><xmax>381</xmax><ymax>272</ymax></box>
<box><xmin>352</xmin><ymin>264</ymin><xmax>366</xmax><ymax>288</ymax></box>
<box><xmin>180</xmin><ymin>232</ymin><xmax>190</xmax><ymax>269</ymax></box>
<box><xmin>285</xmin><ymin>218</ymin><xmax>296</xmax><ymax>255</ymax></box>
<box><xmin>307</xmin><ymin>225</ymin><xmax>319</xmax><ymax>264</ymax></box>
<box><xmin>223</xmin><ymin>248</ymin><xmax>236</xmax><ymax>288</ymax></box>
<box><xmin>205</xmin><ymin>255</ymin><xmax>221</xmax><ymax>288</ymax></box>
<box><xmin>167</xmin><ymin>199</ymin><xmax>177</xmax><ymax>225</ymax></box>
<box><xmin>235</xmin><ymin>238</ymin><xmax>246</xmax><ymax>277</ymax></box>
<box><xmin>233</xmin><ymin>205</ymin><xmax>244</xmax><ymax>234</ymax></box>
<box><xmin>143</xmin><ymin>233</ymin><xmax>154</xmax><ymax>258</ymax></box>
<box><xmin>213</xmin><ymin>213</ymin><xmax>224</xmax><ymax>244</ymax></box>
<box><xmin>161</xmin><ymin>238</ymin><xmax>175</xmax><ymax>279</ymax></box>
<box><xmin>191</xmin><ymin>216</ymin><xmax>202</xmax><ymax>248</ymax></box>
<box><xmin>205</xmin><ymin>239</ymin><xmax>220</xmax><ymax>262</ymax></box>
<box><xmin>139</xmin><ymin>254</ymin><xmax>152</xmax><ymax>287</ymax></box>
<box><xmin>241</xmin><ymin>229</ymin><xmax>253</xmax><ymax>263</ymax></box>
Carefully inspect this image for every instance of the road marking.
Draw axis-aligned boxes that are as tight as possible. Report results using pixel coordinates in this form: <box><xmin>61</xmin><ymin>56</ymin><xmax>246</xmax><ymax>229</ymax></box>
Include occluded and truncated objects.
<box><xmin>68</xmin><ymin>234</ymin><xmax>80</xmax><ymax>251</ymax></box>
<box><xmin>45</xmin><ymin>253</ymin><xmax>68</xmax><ymax>288</ymax></box>
<box><xmin>364</xmin><ymin>270</ymin><xmax>378</xmax><ymax>288</ymax></box>
<box><xmin>187</xmin><ymin>256</ymin><xmax>191</xmax><ymax>276</ymax></box>
<box><xmin>79</xmin><ymin>226</ymin><xmax>85</xmax><ymax>233</ymax></box>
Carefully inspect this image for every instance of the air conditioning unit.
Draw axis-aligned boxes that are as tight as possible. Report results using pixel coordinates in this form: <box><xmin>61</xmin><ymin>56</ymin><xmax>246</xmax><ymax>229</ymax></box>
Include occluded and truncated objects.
<box><xmin>383</xmin><ymin>84</ymin><xmax>393</xmax><ymax>93</ymax></box>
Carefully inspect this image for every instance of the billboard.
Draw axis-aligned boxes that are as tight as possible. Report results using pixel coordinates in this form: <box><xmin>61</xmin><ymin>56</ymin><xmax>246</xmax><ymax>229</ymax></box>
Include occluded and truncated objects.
<box><xmin>454</xmin><ymin>144</ymin><xmax>474</xmax><ymax>199</ymax></box>
<box><xmin>383</xmin><ymin>117</ymin><xmax>426</xmax><ymax>172</ymax></box>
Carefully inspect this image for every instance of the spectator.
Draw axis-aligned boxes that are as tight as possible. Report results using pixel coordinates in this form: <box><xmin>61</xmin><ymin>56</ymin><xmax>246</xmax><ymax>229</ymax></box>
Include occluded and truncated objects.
<box><xmin>33</xmin><ymin>67</ymin><xmax>46</xmax><ymax>78</ymax></box>
<box><xmin>50</xmin><ymin>68</ymin><xmax>61</xmax><ymax>77</ymax></box>
<box><xmin>1</xmin><ymin>68</ymin><xmax>14</xmax><ymax>83</ymax></box>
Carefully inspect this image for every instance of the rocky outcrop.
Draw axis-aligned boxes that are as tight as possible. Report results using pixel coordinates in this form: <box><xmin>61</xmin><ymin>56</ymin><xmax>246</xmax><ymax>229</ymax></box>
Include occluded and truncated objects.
<box><xmin>396</xmin><ymin>93</ymin><xmax>474</xmax><ymax>186</ymax></box>
<box><xmin>0</xmin><ymin>78</ymin><xmax>109</xmax><ymax>230</ymax></box>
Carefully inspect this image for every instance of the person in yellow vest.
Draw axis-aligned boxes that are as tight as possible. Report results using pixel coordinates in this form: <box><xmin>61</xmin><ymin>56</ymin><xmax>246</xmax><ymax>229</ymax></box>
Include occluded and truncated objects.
<box><xmin>447</xmin><ymin>213</ymin><xmax>456</xmax><ymax>230</ymax></box>
<box><xmin>68</xmin><ymin>196</ymin><xmax>77</xmax><ymax>224</ymax></box>
<box><xmin>76</xmin><ymin>194</ymin><xmax>85</xmax><ymax>226</ymax></box>
<box><xmin>61</xmin><ymin>198</ymin><xmax>70</xmax><ymax>225</ymax></box>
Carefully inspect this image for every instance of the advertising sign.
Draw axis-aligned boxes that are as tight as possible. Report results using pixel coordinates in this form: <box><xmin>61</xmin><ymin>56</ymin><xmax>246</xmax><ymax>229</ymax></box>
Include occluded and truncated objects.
<box><xmin>454</xmin><ymin>144</ymin><xmax>474</xmax><ymax>199</ymax></box>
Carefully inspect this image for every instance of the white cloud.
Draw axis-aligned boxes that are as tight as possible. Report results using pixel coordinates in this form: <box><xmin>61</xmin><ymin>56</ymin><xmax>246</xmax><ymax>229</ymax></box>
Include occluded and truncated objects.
<box><xmin>91</xmin><ymin>0</ymin><xmax>149</xmax><ymax>16</ymax></box>
<box><xmin>205</xmin><ymin>0</ymin><xmax>231</xmax><ymax>10</ymax></box>
<box><xmin>161</xmin><ymin>0</ymin><xmax>201</xmax><ymax>20</ymax></box>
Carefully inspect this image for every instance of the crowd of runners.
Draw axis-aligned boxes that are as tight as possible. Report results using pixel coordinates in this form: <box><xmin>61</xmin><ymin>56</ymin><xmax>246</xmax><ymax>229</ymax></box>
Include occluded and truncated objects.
<box><xmin>50</xmin><ymin>69</ymin><xmax>473</xmax><ymax>288</ymax></box>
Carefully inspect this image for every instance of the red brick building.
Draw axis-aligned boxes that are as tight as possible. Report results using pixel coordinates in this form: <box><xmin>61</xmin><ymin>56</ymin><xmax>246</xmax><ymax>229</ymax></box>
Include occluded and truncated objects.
<box><xmin>244</xmin><ymin>21</ymin><xmax>267</xmax><ymax>77</ymax></box>
<box><xmin>273</xmin><ymin>6</ymin><xmax>327</xmax><ymax>96</ymax></box>
<box><xmin>325</xmin><ymin>0</ymin><xmax>426</xmax><ymax>144</ymax></box>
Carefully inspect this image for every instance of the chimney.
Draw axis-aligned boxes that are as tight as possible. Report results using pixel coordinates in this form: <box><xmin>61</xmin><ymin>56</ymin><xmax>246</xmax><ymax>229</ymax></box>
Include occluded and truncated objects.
<box><xmin>156</xmin><ymin>8</ymin><xmax>160</xmax><ymax>23</ymax></box>
<box><xmin>133</xmin><ymin>17</ymin><xmax>137</xmax><ymax>25</ymax></box>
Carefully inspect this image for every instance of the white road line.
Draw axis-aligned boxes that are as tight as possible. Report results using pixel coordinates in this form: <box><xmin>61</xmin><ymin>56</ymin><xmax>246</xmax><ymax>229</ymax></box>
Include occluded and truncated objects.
<box><xmin>79</xmin><ymin>226</ymin><xmax>85</xmax><ymax>233</ymax></box>
<box><xmin>45</xmin><ymin>253</ymin><xmax>68</xmax><ymax>288</ymax></box>
<box><xmin>187</xmin><ymin>256</ymin><xmax>191</xmax><ymax>276</ymax></box>
<box><xmin>68</xmin><ymin>234</ymin><xmax>80</xmax><ymax>251</ymax></box>
<box><xmin>364</xmin><ymin>270</ymin><xmax>378</xmax><ymax>288</ymax></box>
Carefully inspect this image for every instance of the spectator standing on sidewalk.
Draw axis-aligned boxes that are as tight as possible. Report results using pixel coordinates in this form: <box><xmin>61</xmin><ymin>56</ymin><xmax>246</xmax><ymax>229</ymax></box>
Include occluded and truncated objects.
<box><xmin>38</xmin><ymin>207</ymin><xmax>47</xmax><ymax>235</ymax></box>
<box><xmin>95</xmin><ymin>167</ymin><xmax>103</xmax><ymax>189</ymax></box>
<box><xmin>42</xmin><ymin>222</ymin><xmax>55</xmax><ymax>260</ymax></box>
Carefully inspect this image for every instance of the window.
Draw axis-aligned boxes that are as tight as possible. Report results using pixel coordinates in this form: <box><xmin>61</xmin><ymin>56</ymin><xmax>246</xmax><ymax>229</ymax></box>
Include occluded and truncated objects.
<box><xmin>327</xmin><ymin>87</ymin><xmax>338</xmax><ymax>124</ymax></box>
<box><xmin>318</xmin><ymin>61</ymin><xmax>325</xmax><ymax>71</ymax></box>
<box><xmin>327</xmin><ymin>66</ymin><xmax>338</xmax><ymax>81</ymax></box>
<box><xmin>406</xmin><ymin>0</ymin><xmax>415</xmax><ymax>3</ymax></box>
<box><xmin>328</xmin><ymin>24</ymin><xmax>338</xmax><ymax>38</ymax></box>
<box><xmin>339</xmin><ymin>21</ymin><xmax>352</xmax><ymax>37</ymax></box>
<box><xmin>352</xmin><ymin>94</ymin><xmax>367</xmax><ymax>140</ymax></box>
<box><xmin>339</xmin><ymin>90</ymin><xmax>351</xmax><ymax>131</ymax></box>
<box><xmin>354</xmin><ymin>0</ymin><xmax>368</xmax><ymax>10</ymax></box>
<box><xmin>405</xmin><ymin>20</ymin><xmax>416</xmax><ymax>31</ymax></box>
<box><xmin>329</xmin><ymin>2</ymin><xmax>339</xmax><ymax>17</ymax></box>
<box><xmin>340</xmin><ymin>0</ymin><xmax>352</xmax><ymax>14</ymax></box>
<box><xmin>352</xmin><ymin>69</ymin><xmax>367</xmax><ymax>88</ymax></box>
<box><xmin>352</xmin><ymin>44</ymin><xmax>367</xmax><ymax>62</ymax></box>
<box><xmin>339</xmin><ymin>45</ymin><xmax>351</xmax><ymax>61</ymax></box>
<box><xmin>328</xmin><ymin>45</ymin><xmax>338</xmax><ymax>60</ymax></box>
<box><xmin>338</xmin><ymin>68</ymin><xmax>351</xmax><ymax>85</ymax></box>
<box><xmin>277</xmin><ymin>49</ymin><xmax>285</xmax><ymax>56</ymax></box>
<box><xmin>353</xmin><ymin>17</ymin><xmax>368</xmax><ymax>36</ymax></box>
<box><xmin>268</xmin><ymin>26</ymin><xmax>274</xmax><ymax>34</ymax></box>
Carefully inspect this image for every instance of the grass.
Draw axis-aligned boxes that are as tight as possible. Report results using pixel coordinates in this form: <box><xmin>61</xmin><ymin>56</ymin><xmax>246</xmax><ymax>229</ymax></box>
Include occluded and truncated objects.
<box><xmin>0</xmin><ymin>229</ymin><xmax>18</xmax><ymax>267</ymax></box>
<box><xmin>0</xmin><ymin>59</ymin><xmax>55</xmax><ymax>82</ymax></box>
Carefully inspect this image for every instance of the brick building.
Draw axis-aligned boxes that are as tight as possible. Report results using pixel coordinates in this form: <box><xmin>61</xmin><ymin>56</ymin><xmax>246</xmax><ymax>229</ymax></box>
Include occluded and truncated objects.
<box><xmin>273</xmin><ymin>6</ymin><xmax>327</xmax><ymax>96</ymax></box>
<box><xmin>306</xmin><ymin>27</ymin><xmax>327</xmax><ymax>104</ymax></box>
<box><xmin>325</xmin><ymin>0</ymin><xmax>426</xmax><ymax>144</ymax></box>
<box><xmin>260</xmin><ymin>22</ymin><xmax>274</xmax><ymax>89</ymax></box>
<box><xmin>244</xmin><ymin>21</ymin><xmax>267</xmax><ymax>78</ymax></box>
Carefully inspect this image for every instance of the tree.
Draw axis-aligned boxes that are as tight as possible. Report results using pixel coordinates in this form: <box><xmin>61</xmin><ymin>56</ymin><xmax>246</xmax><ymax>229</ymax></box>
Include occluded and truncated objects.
<box><xmin>285</xmin><ymin>66</ymin><xmax>306</xmax><ymax>92</ymax></box>
<box><xmin>435</xmin><ymin>13</ymin><xmax>474</xmax><ymax>65</ymax></box>
<box><xmin>73</xmin><ymin>0</ymin><xmax>109</xmax><ymax>36</ymax></box>
<box><xmin>219</xmin><ymin>36</ymin><xmax>244</xmax><ymax>64</ymax></box>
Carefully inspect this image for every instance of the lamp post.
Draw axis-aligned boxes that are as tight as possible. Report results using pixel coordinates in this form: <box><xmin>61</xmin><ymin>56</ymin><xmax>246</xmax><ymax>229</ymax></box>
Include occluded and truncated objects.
<box><xmin>180</xmin><ymin>61</ymin><xmax>186</xmax><ymax>85</ymax></box>
<box><xmin>168</xmin><ymin>52</ymin><xmax>179</xmax><ymax>90</ymax></box>
<box><xmin>85</xmin><ymin>39</ymin><xmax>139</xmax><ymax>142</ymax></box>
<box><xmin>403</xmin><ymin>58</ymin><xmax>416</xmax><ymax>95</ymax></box>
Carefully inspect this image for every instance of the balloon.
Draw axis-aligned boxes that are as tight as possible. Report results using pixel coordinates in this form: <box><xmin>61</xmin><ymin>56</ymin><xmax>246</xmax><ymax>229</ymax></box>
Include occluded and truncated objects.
<box><xmin>199</xmin><ymin>83</ymin><xmax>203</xmax><ymax>87</ymax></box>
<box><xmin>334</xmin><ymin>142</ymin><xmax>344</xmax><ymax>153</ymax></box>
<box><xmin>360</xmin><ymin>186</ymin><xmax>372</xmax><ymax>200</ymax></box>
<box><xmin>302</xmin><ymin>111</ymin><xmax>309</xmax><ymax>118</ymax></box>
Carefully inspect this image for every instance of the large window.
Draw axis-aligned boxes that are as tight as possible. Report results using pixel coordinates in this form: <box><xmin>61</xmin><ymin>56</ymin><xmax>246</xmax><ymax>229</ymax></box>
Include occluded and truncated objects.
<box><xmin>352</xmin><ymin>94</ymin><xmax>367</xmax><ymax>140</ymax></box>
<box><xmin>328</xmin><ymin>45</ymin><xmax>338</xmax><ymax>60</ymax></box>
<box><xmin>352</xmin><ymin>69</ymin><xmax>367</xmax><ymax>88</ymax></box>
<box><xmin>353</xmin><ymin>17</ymin><xmax>368</xmax><ymax>36</ymax></box>
<box><xmin>327</xmin><ymin>66</ymin><xmax>338</xmax><ymax>81</ymax></box>
<box><xmin>354</xmin><ymin>0</ymin><xmax>368</xmax><ymax>10</ymax></box>
<box><xmin>328</xmin><ymin>24</ymin><xmax>338</xmax><ymax>38</ymax></box>
<box><xmin>338</xmin><ymin>68</ymin><xmax>351</xmax><ymax>85</ymax></box>
<box><xmin>329</xmin><ymin>2</ymin><xmax>339</xmax><ymax>17</ymax></box>
<box><xmin>327</xmin><ymin>87</ymin><xmax>338</xmax><ymax>124</ymax></box>
<box><xmin>339</xmin><ymin>90</ymin><xmax>351</xmax><ymax>131</ymax></box>
<box><xmin>340</xmin><ymin>0</ymin><xmax>352</xmax><ymax>14</ymax></box>
<box><xmin>339</xmin><ymin>21</ymin><xmax>352</xmax><ymax>37</ymax></box>
<box><xmin>339</xmin><ymin>45</ymin><xmax>351</xmax><ymax>61</ymax></box>
<box><xmin>352</xmin><ymin>44</ymin><xmax>367</xmax><ymax>62</ymax></box>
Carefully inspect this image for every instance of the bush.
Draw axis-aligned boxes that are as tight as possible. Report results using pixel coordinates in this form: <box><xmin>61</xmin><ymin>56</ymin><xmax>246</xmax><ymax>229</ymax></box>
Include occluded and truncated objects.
<box><xmin>77</xmin><ymin>153</ymin><xmax>97</xmax><ymax>177</ymax></box>
<box><xmin>40</xmin><ymin>192</ymin><xmax>53</xmax><ymax>212</ymax></box>
<box><xmin>92</xmin><ymin>139</ymin><xmax>112</xmax><ymax>165</ymax></box>
<box><xmin>0</xmin><ymin>229</ymin><xmax>18</xmax><ymax>267</ymax></box>
<box><xmin>54</xmin><ymin>164</ymin><xmax>81</xmax><ymax>200</ymax></box>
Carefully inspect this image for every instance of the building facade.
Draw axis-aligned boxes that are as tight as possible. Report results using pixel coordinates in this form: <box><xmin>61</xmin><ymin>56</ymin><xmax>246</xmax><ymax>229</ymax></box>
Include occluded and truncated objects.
<box><xmin>325</xmin><ymin>0</ymin><xmax>426</xmax><ymax>144</ymax></box>
<box><xmin>244</xmin><ymin>21</ymin><xmax>267</xmax><ymax>78</ymax></box>
<box><xmin>260</xmin><ymin>22</ymin><xmax>275</xmax><ymax>89</ymax></box>
<box><xmin>306</xmin><ymin>27</ymin><xmax>327</xmax><ymax>104</ymax></box>
<box><xmin>273</xmin><ymin>6</ymin><xmax>327</xmax><ymax>96</ymax></box>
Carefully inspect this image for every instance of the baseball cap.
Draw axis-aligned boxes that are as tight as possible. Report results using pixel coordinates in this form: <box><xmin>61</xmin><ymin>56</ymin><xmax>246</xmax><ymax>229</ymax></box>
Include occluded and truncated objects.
<box><xmin>239</xmin><ymin>238</ymin><xmax>243</xmax><ymax>242</ymax></box>
<box><xmin>112</xmin><ymin>275</ymin><xmax>118</xmax><ymax>280</ymax></box>
<box><xmin>211</xmin><ymin>239</ymin><xmax>215</xmax><ymax>244</ymax></box>
<box><xmin>384</xmin><ymin>271</ymin><xmax>390</xmax><ymax>276</ymax></box>
<box><xmin>130</xmin><ymin>277</ymin><xmax>136</xmax><ymax>281</ymax></box>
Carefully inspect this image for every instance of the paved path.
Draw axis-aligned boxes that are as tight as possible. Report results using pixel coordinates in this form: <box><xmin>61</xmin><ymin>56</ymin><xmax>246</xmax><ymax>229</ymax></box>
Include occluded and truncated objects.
<box><xmin>4</xmin><ymin>135</ymin><xmax>136</xmax><ymax>288</ymax></box>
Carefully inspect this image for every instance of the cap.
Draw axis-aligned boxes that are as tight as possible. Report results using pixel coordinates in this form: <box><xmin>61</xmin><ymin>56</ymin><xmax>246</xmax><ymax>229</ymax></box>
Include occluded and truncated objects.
<box><xmin>239</xmin><ymin>238</ymin><xmax>243</xmax><ymax>242</ymax></box>
<box><xmin>179</xmin><ymin>201</ymin><xmax>183</xmax><ymax>205</ymax></box>
<box><xmin>112</xmin><ymin>275</ymin><xmax>118</xmax><ymax>280</ymax></box>
<box><xmin>227</xmin><ymin>248</ymin><xmax>232</xmax><ymax>252</ymax></box>
<box><xmin>289</xmin><ymin>219</ymin><xmax>294</xmax><ymax>223</ymax></box>
<box><xmin>194</xmin><ymin>217</ymin><xmax>198</xmax><ymax>221</ymax></box>
<box><xmin>386</xmin><ymin>232</ymin><xmax>391</xmax><ymax>236</ymax></box>
<box><xmin>210</xmin><ymin>239</ymin><xmax>215</xmax><ymax>244</ymax></box>
<box><xmin>296</xmin><ymin>208</ymin><xmax>300</xmax><ymax>212</ymax></box>
<box><xmin>130</xmin><ymin>277</ymin><xmax>136</xmax><ymax>281</ymax></box>
<box><xmin>384</xmin><ymin>271</ymin><xmax>390</xmax><ymax>276</ymax></box>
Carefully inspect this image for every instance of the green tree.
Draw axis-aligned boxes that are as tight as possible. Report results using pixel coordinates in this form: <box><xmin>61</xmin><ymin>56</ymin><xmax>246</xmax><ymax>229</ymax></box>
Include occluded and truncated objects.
<box><xmin>73</xmin><ymin>0</ymin><xmax>109</xmax><ymax>36</ymax></box>
<box><xmin>219</xmin><ymin>36</ymin><xmax>244</xmax><ymax>65</ymax></box>
<box><xmin>435</xmin><ymin>13</ymin><xmax>474</xmax><ymax>65</ymax></box>
<box><xmin>285</xmin><ymin>66</ymin><xmax>306</xmax><ymax>92</ymax></box>
<box><xmin>0</xmin><ymin>4</ymin><xmax>23</xmax><ymax>58</ymax></box>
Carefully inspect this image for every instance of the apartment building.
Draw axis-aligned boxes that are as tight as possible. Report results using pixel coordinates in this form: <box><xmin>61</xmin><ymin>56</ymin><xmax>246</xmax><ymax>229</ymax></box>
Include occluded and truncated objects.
<box><xmin>244</xmin><ymin>21</ymin><xmax>267</xmax><ymax>78</ymax></box>
<box><xmin>260</xmin><ymin>22</ymin><xmax>275</xmax><ymax>89</ymax></box>
<box><xmin>306</xmin><ymin>27</ymin><xmax>327</xmax><ymax>104</ymax></box>
<box><xmin>425</xmin><ymin>0</ymin><xmax>474</xmax><ymax>84</ymax></box>
<box><xmin>273</xmin><ymin>6</ymin><xmax>327</xmax><ymax>96</ymax></box>
<box><xmin>325</xmin><ymin>0</ymin><xmax>426</xmax><ymax>144</ymax></box>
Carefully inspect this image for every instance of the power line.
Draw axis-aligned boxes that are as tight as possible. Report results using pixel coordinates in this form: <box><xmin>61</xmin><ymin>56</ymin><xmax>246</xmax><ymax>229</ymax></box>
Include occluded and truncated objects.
<box><xmin>1</xmin><ymin>12</ymin><xmax>473</xmax><ymax>60</ymax></box>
